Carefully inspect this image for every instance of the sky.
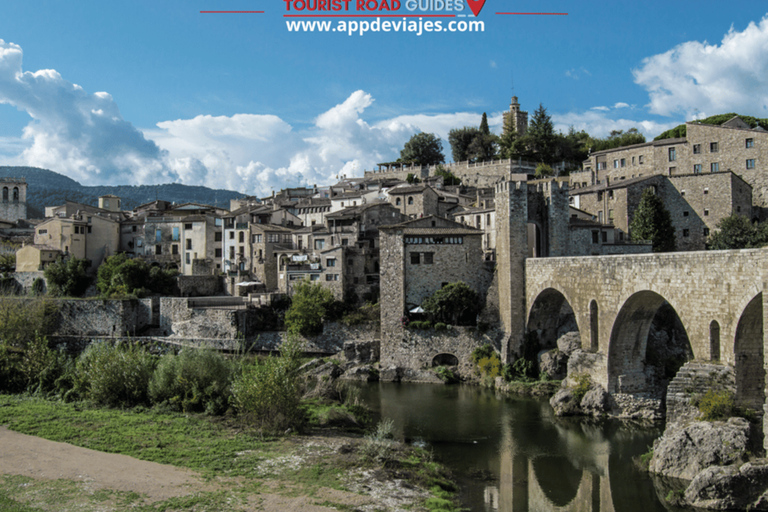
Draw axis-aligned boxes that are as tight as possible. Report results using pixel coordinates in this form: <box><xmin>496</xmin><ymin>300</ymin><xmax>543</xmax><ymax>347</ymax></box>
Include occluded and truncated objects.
<box><xmin>1</xmin><ymin>1</ymin><xmax>768</xmax><ymax>197</ymax></box>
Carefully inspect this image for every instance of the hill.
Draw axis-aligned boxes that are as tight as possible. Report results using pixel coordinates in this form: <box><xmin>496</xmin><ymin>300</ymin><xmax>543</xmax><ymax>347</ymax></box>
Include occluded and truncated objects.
<box><xmin>0</xmin><ymin>167</ymin><xmax>245</xmax><ymax>218</ymax></box>
<box><xmin>654</xmin><ymin>113</ymin><xmax>768</xmax><ymax>141</ymax></box>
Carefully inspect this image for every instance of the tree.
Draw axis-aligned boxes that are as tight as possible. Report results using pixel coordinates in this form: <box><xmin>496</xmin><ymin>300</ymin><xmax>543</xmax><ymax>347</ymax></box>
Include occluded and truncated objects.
<box><xmin>534</xmin><ymin>163</ymin><xmax>554</xmax><ymax>179</ymax></box>
<box><xmin>284</xmin><ymin>280</ymin><xmax>335</xmax><ymax>336</ymax></box>
<box><xmin>399</xmin><ymin>132</ymin><xmax>445</xmax><ymax>166</ymax></box>
<box><xmin>630</xmin><ymin>188</ymin><xmax>676</xmax><ymax>252</ymax></box>
<box><xmin>526</xmin><ymin>103</ymin><xmax>558</xmax><ymax>164</ymax></box>
<box><xmin>448</xmin><ymin>127</ymin><xmax>480</xmax><ymax>162</ymax></box>
<box><xmin>434</xmin><ymin>165</ymin><xmax>461</xmax><ymax>186</ymax></box>
<box><xmin>498</xmin><ymin>114</ymin><xmax>518</xmax><ymax>159</ymax></box>
<box><xmin>707</xmin><ymin>214</ymin><xmax>768</xmax><ymax>250</ymax></box>
<box><xmin>98</xmin><ymin>253</ymin><xmax>178</xmax><ymax>297</ymax></box>
<box><xmin>44</xmin><ymin>257</ymin><xmax>91</xmax><ymax>297</ymax></box>
<box><xmin>422</xmin><ymin>282</ymin><xmax>481</xmax><ymax>326</ymax></box>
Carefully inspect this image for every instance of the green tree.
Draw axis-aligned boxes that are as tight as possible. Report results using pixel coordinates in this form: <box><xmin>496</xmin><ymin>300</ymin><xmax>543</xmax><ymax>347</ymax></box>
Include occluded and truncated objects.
<box><xmin>526</xmin><ymin>103</ymin><xmax>558</xmax><ymax>164</ymax></box>
<box><xmin>44</xmin><ymin>257</ymin><xmax>91</xmax><ymax>297</ymax></box>
<box><xmin>399</xmin><ymin>132</ymin><xmax>445</xmax><ymax>166</ymax></box>
<box><xmin>630</xmin><ymin>188</ymin><xmax>676</xmax><ymax>252</ymax></box>
<box><xmin>448</xmin><ymin>126</ymin><xmax>480</xmax><ymax>162</ymax></box>
<box><xmin>422</xmin><ymin>282</ymin><xmax>481</xmax><ymax>326</ymax></box>
<box><xmin>98</xmin><ymin>253</ymin><xmax>177</xmax><ymax>297</ymax></box>
<box><xmin>498</xmin><ymin>114</ymin><xmax>518</xmax><ymax>160</ymax></box>
<box><xmin>434</xmin><ymin>165</ymin><xmax>461</xmax><ymax>186</ymax></box>
<box><xmin>707</xmin><ymin>214</ymin><xmax>768</xmax><ymax>250</ymax></box>
<box><xmin>284</xmin><ymin>280</ymin><xmax>336</xmax><ymax>336</ymax></box>
<box><xmin>534</xmin><ymin>163</ymin><xmax>555</xmax><ymax>179</ymax></box>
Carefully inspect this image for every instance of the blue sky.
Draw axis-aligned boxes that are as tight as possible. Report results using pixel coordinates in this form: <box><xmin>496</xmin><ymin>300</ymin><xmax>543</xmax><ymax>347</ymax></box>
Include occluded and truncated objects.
<box><xmin>1</xmin><ymin>1</ymin><xmax>767</xmax><ymax>196</ymax></box>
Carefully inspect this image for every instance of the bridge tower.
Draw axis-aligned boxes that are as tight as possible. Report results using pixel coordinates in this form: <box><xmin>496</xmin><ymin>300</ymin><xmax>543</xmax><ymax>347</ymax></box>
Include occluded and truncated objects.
<box><xmin>495</xmin><ymin>175</ymin><xmax>529</xmax><ymax>363</ymax></box>
<box><xmin>542</xmin><ymin>178</ymin><xmax>570</xmax><ymax>257</ymax></box>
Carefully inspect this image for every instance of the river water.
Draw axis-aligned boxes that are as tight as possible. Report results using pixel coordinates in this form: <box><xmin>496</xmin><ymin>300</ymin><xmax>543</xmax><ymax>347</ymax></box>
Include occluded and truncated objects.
<box><xmin>356</xmin><ymin>382</ymin><xmax>675</xmax><ymax>512</ymax></box>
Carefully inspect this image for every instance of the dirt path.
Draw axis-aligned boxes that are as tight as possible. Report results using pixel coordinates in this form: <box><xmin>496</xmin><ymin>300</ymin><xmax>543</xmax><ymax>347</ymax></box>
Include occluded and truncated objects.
<box><xmin>0</xmin><ymin>426</ymin><xmax>380</xmax><ymax>511</ymax></box>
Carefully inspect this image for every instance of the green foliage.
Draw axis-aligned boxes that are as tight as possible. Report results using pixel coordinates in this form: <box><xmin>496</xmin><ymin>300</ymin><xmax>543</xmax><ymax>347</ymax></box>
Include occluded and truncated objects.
<box><xmin>97</xmin><ymin>253</ymin><xmax>177</xmax><ymax>297</ymax></box>
<box><xmin>399</xmin><ymin>132</ymin><xmax>445</xmax><ymax>166</ymax></box>
<box><xmin>448</xmin><ymin>126</ymin><xmax>481</xmax><ymax>162</ymax></box>
<box><xmin>434</xmin><ymin>365</ymin><xmax>459</xmax><ymax>383</ymax></box>
<box><xmin>0</xmin><ymin>298</ymin><xmax>58</xmax><ymax>348</ymax></box>
<box><xmin>504</xmin><ymin>358</ymin><xmax>537</xmax><ymax>382</ymax></box>
<box><xmin>0</xmin><ymin>252</ymin><xmax>15</xmax><ymax>273</ymax></box>
<box><xmin>630</xmin><ymin>188</ymin><xmax>676</xmax><ymax>252</ymax></box>
<box><xmin>149</xmin><ymin>349</ymin><xmax>235</xmax><ymax>415</ymax></box>
<box><xmin>434</xmin><ymin>165</ymin><xmax>461</xmax><ymax>186</ymax></box>
<box><xmin>73</xmin><ymin>342</ymin><xmax>157</xmax><ymax>407</ymax></box>
<box><xmin>586</xmin><ymin>128</ymin><xmax>646</xmax><ymax>152</ymax></box>
<box><xmin>408</xmin><ymin>320</ymin><xmax>433</xmax><ymax>330</ymax></box>
<box><xmin>477</xmin><ymin>354</ymin><xmax>501</xmax><ymax>379</ymax></box>
<box><xmin>406</xmin><ymin>173</ymin><xmax>420</xmax><ymax>184</ymax></box>
<box><xmin>284</xmin><ymin>280</ymin><xmax>336</xmax><ymax>336</ymax></box>
<box><xmin>707</xmin><ymin>214</ymin><xmax>768</xmax><ymax>250</ymax></box>
<box><xmin>571</xmin><ymin>373</ymin><xmax>592</xmax><ymax>402</ymax></box>
<box><xmin>696</xmin><ymin>389</ymin><xmax>737</xmax><ymax>421</ymax></box>
<box><xmin>422</xmin><ymin>282</ymin><xmax>480</xmax><ymax>325</ymax></box>
<box><xmin>30</xmin><ymin>277</ymin><xmax>45</xmax><ymax>296</ymax></box>
<box><xmin>44</xmin><ymin>257</ymin><xmax>91</xmax><ymax>297</ymax></box>
<box><xmin>360</xmin><ymin>419</ymin><xmax>398</xmax><ymax>461</ymax></box>
<box><xmin>339</xmin><ymin>302</ymin><xmax>380</xmax><ymax>326</ymax></box>
<box><xmin>471</xmin><ymin>343</ymin><xmax>494</xmax><ymax>365</ymax></box>
<box><xmin>231</xmin><ymin>336</ymin><xmax>306</xmax><ymax>433</ymax></box>
<box><xmin>525</xmin><ymin>103</ymin><xmax>558</xmax><ymax>164</ymax></box>
<box><xmin>534</xmin><ymin>163</ymin><xmax>555</xmax><ymax>178</ymax></box>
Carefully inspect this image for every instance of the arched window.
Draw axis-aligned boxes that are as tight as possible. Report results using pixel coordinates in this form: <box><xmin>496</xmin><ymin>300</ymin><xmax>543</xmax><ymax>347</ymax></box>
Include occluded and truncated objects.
<box><xmin>2</xmin><ymin>187</ymin><xmax>8</xmax><ymax>203</ymax></box>
<box><xmin>710</xmin><ymin>320</ymin><xmax>720</xmax><ymax>361</ymax></box>
<box><xmin>12</xmin><ymin>187</ymin><xmax>19</xmax><ymax>203</ymax></box>
<box><xmin>408</xmin><ymin>197</ymin><xmax>414</xmax><ymax>205</ymax></box>
<box><xmin>239</xmin><ymin>231</ymin><xmax>245</xmax><ymax>243</ymax></box>
<box><xmin>396</xmin><ymin>198</ymin><xmax>401</xmax><ymax>206</ymax></box>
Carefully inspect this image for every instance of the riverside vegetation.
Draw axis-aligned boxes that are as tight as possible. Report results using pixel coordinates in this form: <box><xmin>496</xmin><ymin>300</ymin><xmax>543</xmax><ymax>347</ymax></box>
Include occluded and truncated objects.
<box><xmin>0</xmin><ymin>297</ymin><xmax>462</xmax><ymax>512</ymax></box>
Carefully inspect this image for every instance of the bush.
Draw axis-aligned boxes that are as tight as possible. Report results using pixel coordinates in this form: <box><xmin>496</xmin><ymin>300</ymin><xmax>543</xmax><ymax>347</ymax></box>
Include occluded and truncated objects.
<box><xmin>284</xmin><ymin>280</ymin><xmax>335</xmax><ymax>336</ymax></box>
<box><xmin>149</xmin><ymin>349</ymin><xmax>235</xmax><ymax>415</ymax></box>
<box><xmin>340</xmin><ymin>302</ymin><xmax>380</xmax><ymax>326</ymax></box>
<box><xmin>231</xmin><ymin>336</ymin><xmax>306</xmax><ymax>433</ymax></box>
<box><xmin>0</xmin><ymin>298</ymin><xmax>58</xmax><ymax>348</ymax></box>
<box><xmin>44</xmin><ymin>257</ymin><xmax>91</xmax><ymax>297</ymax></box>
<box><xmin>503</xmin><ymin>358</ymin><xmax>537</xmax><ymax>382</ymax></box>
<box><xmin>696</xmin><ymin>389</ymin><xmax>736</xmax><ymax>421</ymax></box>
<box><xmin>408</xmin><ymin>320</ymin><xmax>433</xmax><ymax>330</ymax></box>
<box><xmin>477</xmin><ymin>354</ymin><xmax>501</xmax><ymax>379</ymax></box>
<box><xmin>423</xmin><ymin>282</ymin><xmax>480</xmax><ymax>326</ymax></box>
<box><xmin>98</xmin><ymin>254</ymin><xmax>178</xmax><ymax>297</ymax></box>
<box><xmin>434</xmin><ymin>365</ymin><xmax>459</xmax><ymax>384</ymax></box>
<box><xmin>571</xmin><ymin>373</ymin><xmax>592</xmax><ymax>402</ymax></box>
<box><xmin>30</xmin><ymin>277</ymin><xmax>45</xmax><ymax>296</ymax></box>
<box><xmin>360</xmin><ymin>419</ymin><xmax>398</xmax><ymax>461</ymax></box>
<box><xmin>471</xmin><ymin>344</ymin><xmax>494</xmax><ymax>365</ymax></box>
<box><xmin>434</xmin><ymin>322</ymin><xmax>447</xmax><ymax>332</ymax></box>
<box><xmin>74</xmin><ymin>342</ymin><xmax>157</xmax><ymax>407</ymax></box>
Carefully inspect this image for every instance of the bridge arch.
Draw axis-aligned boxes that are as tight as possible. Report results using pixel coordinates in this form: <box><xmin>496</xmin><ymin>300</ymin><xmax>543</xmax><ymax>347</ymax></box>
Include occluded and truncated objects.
<box><xmin>527</xmin><ymin>287</ymin><xmax>581</xmax><ymax>351</ymax></box>
<box><xmin>734</xmin><ymin>293</ymin><xmax>765</xmax><ymax>413</ymax></box>
<box><xmin>608</xmin><ymin>291</ymin><xmax>692</xmax><ymax>395</ymax></box>
<box><xmin>431</xmin><ymin>353</ymin><xmax>459</xmax><ymax>367</ymax></box>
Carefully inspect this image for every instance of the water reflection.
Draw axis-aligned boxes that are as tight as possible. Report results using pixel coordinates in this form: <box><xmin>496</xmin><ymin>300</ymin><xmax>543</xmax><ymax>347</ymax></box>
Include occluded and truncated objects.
<box><xmin>356</xmin><ymin>382</ymin><xmax>668</xmax><ymax>512</ymax></box>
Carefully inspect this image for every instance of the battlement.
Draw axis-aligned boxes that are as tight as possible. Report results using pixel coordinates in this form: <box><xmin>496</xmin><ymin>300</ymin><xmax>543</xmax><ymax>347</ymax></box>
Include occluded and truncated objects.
<box><xmin>0</xmin><ymin>177</ymin><xmax>26</xmax><ymax>183</ymax></box>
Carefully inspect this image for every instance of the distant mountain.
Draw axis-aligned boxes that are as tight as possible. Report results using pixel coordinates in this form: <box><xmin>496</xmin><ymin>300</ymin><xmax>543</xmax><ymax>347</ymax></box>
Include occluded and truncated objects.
<box><xmin>0</xmin><ymin>167</ymin><xmax>245</xmax><ymax>218</ymax></box>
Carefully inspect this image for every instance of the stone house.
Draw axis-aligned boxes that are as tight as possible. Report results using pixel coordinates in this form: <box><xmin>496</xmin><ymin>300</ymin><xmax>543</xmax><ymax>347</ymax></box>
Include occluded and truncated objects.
<box><xmin>387</xmin><ymin>184</ymin><xmax>440</xmax><ymax>219</ymax></box>
<box><xmin>293</xmin><ymin>198</ymin><xmax>331</xmax><ymax>227</ymax></box>
<box><xmin>573</xmin><ymin>115</ymin><xmax>768</xmax><ymax>213</ymax></box>
<box><xmin>33</xmin><ymin>213</ymin><xmax>120</xmax><ymax>269</ymax></box>
<box><xmin>15</xmin><ymin>244</ymin><xmax>61</xmax><ymax>272</ymax></box>
<box><xmin>571</xmin><ymin>171</ymin><xmax>752</xmax><ymax>251</ymax></box>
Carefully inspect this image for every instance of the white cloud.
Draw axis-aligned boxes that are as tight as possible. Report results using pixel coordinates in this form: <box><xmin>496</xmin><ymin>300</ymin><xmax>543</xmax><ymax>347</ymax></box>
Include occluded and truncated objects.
<box><xmin>633</xmin><ymin>16</ymin><xmax>768</xmax><ymax>117</ymax></box>
<box><xmin>553</xmin><ymin>110</ymin><xmax>678</xmax><ymax>140</ymax></box>
<box><xmin>613</xmin><ymin>102</ymin><xmax>630</xmax><ymax>109</ymax></box>
<box><xmin>591</xmin><ymin>106</ymin><xmax>610</xmax><ymax>112</ymax></box>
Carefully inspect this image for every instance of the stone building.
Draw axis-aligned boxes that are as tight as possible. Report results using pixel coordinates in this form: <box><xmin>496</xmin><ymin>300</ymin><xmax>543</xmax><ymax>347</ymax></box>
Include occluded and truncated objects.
<box><xmin>387</xmin><ymin>184</ymin><xmax>440</xmax><ymax>219</ymax></box>
<box><xmin>502</xmin><ymin>95</ymin><xmax>528</xmax><ymax>138</ymax></box>
<box><xmin>0</xmin><ymin>178</ymin><xmax>27</xmax><ymax>223</ymax></box>
<box><xmin>573</xmin><ymin>115</ymin><xmax>768</xmax><ymax>214</ymax></box>
<box><xmin>15</xmin><ymin>244</ymin><xmax>61</xmax><ymax>272</ymax></box>
<box><xmin>571</xmin><ymin>171</ymin><xmax>752</xmax><ymax>251</ymax></box>
<box><xmin>33</xmin><ymin>213</ymin><xmax>120</xmax><ymax>269</ymax></box>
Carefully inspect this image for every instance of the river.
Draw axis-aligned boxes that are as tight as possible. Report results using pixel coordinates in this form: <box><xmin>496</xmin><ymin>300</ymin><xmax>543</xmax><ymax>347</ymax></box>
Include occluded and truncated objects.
<box><xmin>356</xmin><ymin>382</ymin><xmax>676</xmax><ymax>512</ymax></box>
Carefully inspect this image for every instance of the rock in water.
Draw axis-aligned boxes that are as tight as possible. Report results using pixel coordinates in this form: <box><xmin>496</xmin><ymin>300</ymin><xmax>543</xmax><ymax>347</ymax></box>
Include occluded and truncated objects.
<box><xmin>685</xmin><ymin>460</ymin><xmax>768</xmax><ymax>510</ymax></box>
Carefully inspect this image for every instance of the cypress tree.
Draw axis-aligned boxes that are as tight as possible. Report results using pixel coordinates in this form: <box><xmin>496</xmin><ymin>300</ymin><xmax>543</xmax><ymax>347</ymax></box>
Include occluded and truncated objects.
<box><xmin>630</xmin><ymin>187</ymin><xmax>676</xmax><ymax>252</ymax></box>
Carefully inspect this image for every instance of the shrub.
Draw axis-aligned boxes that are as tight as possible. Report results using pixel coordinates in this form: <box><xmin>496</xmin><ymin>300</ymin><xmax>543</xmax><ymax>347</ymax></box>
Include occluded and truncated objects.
<box><xmin>231</xmin><ymin>336</ymin><xmax>306</xmax><ymax>433</ymax></box>
<box><xmin>284</xmin><ymin>280</ymin><xmax>335</xmax><ymax>336</ymax></box>
<box><xmin>571</xmin><ymin>373</ymin><xmax>592</xmax><ymax>402</ymax></box>
<box><xmin>504</xmin><ymin>357</ymin><xmax>537</xmax><ymax>382</ymax></box>
<box><xmin>696</xmin><ymin>389</ymin><xmax>736</xmax><ymax>421</ymax></box>
<box><xmin>30</xmin><ymin>277</ymin><xmax>45</xmax><ymax>296</ymax></box>
<box><xmin>360</xmin><ymin>419</ymin><xmax>398</xmax><ymax>461</ymax></box>
<box><xmin>149</xmin><ymin>349</ymin><xmax>235</xmax><ymax>415</ymax></box>
<box><xmin>422</xmin><ymin>282</ymin><xmax>480</xmax><ymax>326</ymax></box>
<box><xmin>74</xmin><ymin>342</ymin><xmax>157</xmax><ymax>407</ymax></box>
<box><xmin>0</xmin><ymin>298</ymin><xmax>58</xmax><ymax>348</ymax></box>
<box><xmin>471</xmin><ymin>344</ymin><xmax>494</xmax><ymax>365</ymax></box>
<box><xmin>477</xmin><ymin>354</ymin><xmax>501</xmax><ymax>379</ymax></box>
<box><xmin>44</xmin><ymin>257</ymin><xmax>91</xmax><ymax>297</ymax></box>
<box><xmin>340</xmin><ymin>302</ymin><xmax>380</xmax><ymax>326</ymax></box>
<box><xmin>434</xmin><ymin>322</ymin><xmax>447</xmax><ymax>332</ymax></box>
<box><xmin>434</xmin><ymin>365</ymin><xmax>459</xmax><ymax>384</ymax></box>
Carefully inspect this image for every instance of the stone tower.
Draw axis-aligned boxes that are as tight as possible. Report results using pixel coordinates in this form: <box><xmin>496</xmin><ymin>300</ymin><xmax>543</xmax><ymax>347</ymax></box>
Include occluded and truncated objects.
<box><xmin>0</xmin><ymin>178</ymin><xmax>27</xmax><ymax>223</ymax></box>
<box><xmin>494</xmin><ymin>175</ymin><xmax>529</xmax><ymax>363</ymax></box>
<box><xmin>541</xmin><ymin>178</ymin><xmax>570</xmax><ymax>257</ymax></box>
<box><xmin>98</xmin><ymin>195</ymin><xmax>121</xmax><ymax>212</ymax></box>
<box><xmin>502</xmin><ymin>96</ymin><xmax>528</xmax><ymax>138</ymax></box>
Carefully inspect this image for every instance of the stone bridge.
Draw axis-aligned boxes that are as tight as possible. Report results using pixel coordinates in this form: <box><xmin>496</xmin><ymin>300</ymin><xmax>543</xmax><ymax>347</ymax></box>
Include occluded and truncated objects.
<box><xmin>524</xmin><ymin>248</ymin><xmax>767</xmax><ymax>442</ymax></box>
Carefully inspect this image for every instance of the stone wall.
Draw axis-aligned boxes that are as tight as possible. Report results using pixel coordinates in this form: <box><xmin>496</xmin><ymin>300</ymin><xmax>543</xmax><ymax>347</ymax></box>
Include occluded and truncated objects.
<box><xmin>666</xmin><ymin>361</ymin><xmax>736</xmax><ymax>425</ymax></box>
<box><xmin>177</xmin><ymin>275</ymin><xmax>221</xmax><ymax>297</ymax></box>
<box><xmin>248</xmin><ymin>322</ymin><xmax>379</xmax><ymax>355</ymax></box>
<box><xmin>53</xmin><ymin>298</ymin><xmax>153</xmax><ymax>337</ymax></box>
<box><xmin>159</xmin><ymin>298</ymin><xmax>238</xmax><ymax>338</ymax></box>
<box><xmin>12</xmin><ymin>271</ymin><xmax>46</xmax><ymax>294</ymax></box>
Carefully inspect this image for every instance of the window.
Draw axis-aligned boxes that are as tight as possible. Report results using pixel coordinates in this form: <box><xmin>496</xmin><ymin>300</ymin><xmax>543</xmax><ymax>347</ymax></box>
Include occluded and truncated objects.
<box><xmin>214</xmin><ymin>232</ymin><xmax>222</xmax><ymax>242</ymax></box>
<box><xmin>215</xmin><ymin>248</ymin><xmax>222</xmax><ymax>257</ymax></box>
<box><xmin>185</xmin><ymin>223</ymin><xmax>193</xmax><ymax>230</ymax></box>
<box><xmin>2</xmin><ymin>187</ymin><xmax>7</xmax><ymax>202</ymax></box>
<box><xmin>132</xmin><ymin>226</ymin><xmax>137</xmax><ymax>232</ymax></box>
<box><xmin>186</xmin><ymin>253</ymin><xmax>191</xmax><ymax>264</ymax></box>
<box><xmin>693</xmin><ymin>144</ymin><xmax>701</xmax><ymax>154</ymax></box>
<box><xmin>410</xmin><ymin>252</ymin><xmax>420</xmax><ymax>264</ymax></box>
<box><xmin>396</xmin><ymin>198</ymin><xmax>401</xmax><ymax>206</ymax></box>
<box><xmin>229</xmin><ymin>232</ymin><xmax>234</xmax><ymax>239</ymax></box>
<box><xmin>681</xmin><ymin>190</ymin><xmax>686</xmax><ymax>197</ymax></box>
<box><xmin>746</xmin><ymin>138</ymin><xmax>754</xmax><ymax>148</ymax></box>
<box><xmin>608</xmin><ymin>190</ymin><xmax>614</xmax><ymax>199</ymax></box>
<box><xmin>613</xmin><ymin>159</ymin><xmax>619</xmax><ymax>169</ymax></box>
<box><xmin>704</xmin><ymin>228</ymin><xmax>710</xmax><ymax>236</ymax></box>
<box><xmin>38</xmin><ymin>229</ymin><xmax>47</xmax><ymax>235</ymax></box>
<box><xmin>172</xmin><ymin>244</ymin><xmax>178</xmax><ymax>255</ymax></box>
<box><xmin>668</xmin><ymin>147</ymin><xmax>676</xmax><ymax>161</ymax></box>
<box><xmin>326</xmin><ymin>258</ymin><xmax>336</xmax><ymax>267</ymax></box>
<box><xmin>601</xmin><ymin>231</ymin><xmax>608</xmax><ymax>243</ymax></box>
<box><xmin>638</xmin><ymin>155</ymin><xmax>645</xmax><ymax>164</ymax></box>
<box><xmin>597</xmin><ymin>161</ymin><xmax>606</xmax><ymax>170</ymax></box>
<box><xmin>693</xmin><ymin>164</ymin><xmax>702</xmax><ymax>174</ymax></box>
<box><xmin>239</xmin><ymin>231</ymin><xmax>245</xmax><ymax>243</ymax></box>
<box><xmin>704</xmin><ymin>209</ymin><xmax>709</xmax><ymax>216</ymax></box>
<box><xmin>710</xmin><ymin>142</ymin><xmax>718</xmax><ymax>152</ymax></box>
<box><xmin>325</xmin><ymin>274</ymin><xmax>338</xmax><ymax>281</ymax></box>
<box><xmin>747</xmin><ymin>159</ymin><xmax>756</xmax><ymax>169</ymax></box>
<box><xmin>423</xmin><ymin>252</ymin><xmax>434</xmax><ymax>264</ymax></box>
<box><xmin>155</xmin><ymin>229</ymin><xmax>162</xmax><ymax>243</ymax></box>
<box><xmin>632</xmin><ymin>156</ymin><xmax>636</xmax><ymax>165</ymax></box>
<box><xmin>683</xmin><ymin>211</ymin><xmax>689</xmax><ymax>217</ymax></box>
<box><xmin>186</xmin><ymin>239</ymin><xmax>192</xmax><ymax>250</ymax></box>
<box><xmin>253</xmin><ymin>234</ymin><xmax>262</xmax><ymax>243</ymax></box>
<box><xmin>608</xmin><ymin>209</ymin><xmax>614</xmax><ymax>221</ymax></box>
<box><xmin>155</xmin><ymin>245</ymin><xmax>162</xmax><ymax>255</ymax></box>
<box><xmin>591</xmin><ymin>231</ymin><xmax>599</xmax><ymax>244</ymax></box>
<box><xmin>683</xmin><ymin>229</ymin><xmax>690</xmax><ymax>237</ymax></box>
<box><xmin>597</xmin><ymin>191</ymin><xmax>603</xmax><ymax>201</ymax></box>
<box><xmin>229</xmin><ymin>247</ymin><xmax>235</xmax><ymax>259</ymax></box>
<box><xmin>314</xmin><ymin>239</ymin><xmax>325</xmax><ymax>250</ymax></box>
<box><xmin>341</xmin><ymin>238</ymin><xmax>348</xmax><ymax>246</ymax></box>
<box><xmin>704</xmin><ymin>188</ymin><xmax>709</xmax><ymax>195</ymax></box>
<box><xmin>172</xmin><ymin>227</ymin><xmax>180</xmax><ymax>241</ymax></box>
<box><xmin>310</xmin><ymin>274</ymin><xmax>320</xmax><ymax>281</ymax></box>
<box><xmin>408</xmin><ymin>197</ymin><xmax>414</xmax><ymax>205</ymax></box>
<box><xmin>239</xmin><ymin>246</ymin><xmax>244</xmax><ymax>256</ymax></box>
<box><xmin>620</xmin><ymin>158</ymin><xmax>626</xmax><ymax>167</ymax></box>
<box><xmin>711</xmin><ymin>162</ymin><xmax>720</xmax><ymax>173</ymax></box>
